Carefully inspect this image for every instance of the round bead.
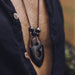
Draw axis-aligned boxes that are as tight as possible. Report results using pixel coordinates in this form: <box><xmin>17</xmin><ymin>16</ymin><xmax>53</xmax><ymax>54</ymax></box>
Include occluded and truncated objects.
<box><xmin>36</xmin><ymin>27</ymin><xmax>41</xmax><ymax>33</ymax></box>
<box><xmin>29</xmin><ymin>26</ymin><xmax>34</xmax><ymax>32</ymax></box>
<box><xmin>32</xmin><ymin>31</ymin><xmax>37</xmax><ymax>36</ymax></box>
<box><xmin>36</xmin><ymin>33</ymin><xmax>39</xmax><ymax>37</ymax></box>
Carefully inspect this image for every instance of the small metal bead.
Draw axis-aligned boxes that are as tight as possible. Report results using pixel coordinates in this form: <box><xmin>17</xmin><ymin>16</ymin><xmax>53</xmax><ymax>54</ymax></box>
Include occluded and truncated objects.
<box><xmin>36</xmin><ymin>27</ymin><xmax>41</xmax><ymax>33</ymax></box>
<box><xmin>29</xmin><ymin>26</ymin><xmax>34</xmax><ymax>32</ymax></box>
<box><xmin>32</xmin><ymin>31</ymin><xmax>37</xmax><ymax>36</ymax></box>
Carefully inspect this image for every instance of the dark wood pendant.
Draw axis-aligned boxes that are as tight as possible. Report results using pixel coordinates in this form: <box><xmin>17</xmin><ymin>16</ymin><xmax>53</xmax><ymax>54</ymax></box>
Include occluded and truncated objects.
<box><xmin>28</xmin><ymin>36</ymin><xmax>44</xmax><ymax>67</ymax></box>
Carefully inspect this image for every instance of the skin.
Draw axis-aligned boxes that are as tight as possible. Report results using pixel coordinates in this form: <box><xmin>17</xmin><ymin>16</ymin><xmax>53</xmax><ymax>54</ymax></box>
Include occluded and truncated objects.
<box><xmin>11</xmin><ymin>0</ymin><xmax>52</xmax><ymax>75</ymax></box>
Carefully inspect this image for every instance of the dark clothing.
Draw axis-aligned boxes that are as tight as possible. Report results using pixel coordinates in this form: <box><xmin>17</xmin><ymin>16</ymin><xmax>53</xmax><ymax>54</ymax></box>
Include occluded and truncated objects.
<box><xmin>0</xmin><ymin>0</ymin><xmax>65</xmax><ymax>75</ymax></box>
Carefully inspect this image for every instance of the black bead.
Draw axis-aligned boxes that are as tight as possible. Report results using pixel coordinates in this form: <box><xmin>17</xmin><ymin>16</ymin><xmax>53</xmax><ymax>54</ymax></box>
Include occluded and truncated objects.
<box><xmin>29</xmin><ymin>26</ymin><xmax>34</xmax><ymax>32</ymax></box>
<box><xmin>32</xmin><ymin>31</ymin><xmax>37</xmax><ymax>36</ymax></box>
<box><xmin>36</xmin><ymin>33</ymin><xmax>39</xmax><ymax>37</ymax></box>
<box><xmin>36</xmin><ymin>27</ymin><xmax>41</xmax><ymax>33</ymax></box>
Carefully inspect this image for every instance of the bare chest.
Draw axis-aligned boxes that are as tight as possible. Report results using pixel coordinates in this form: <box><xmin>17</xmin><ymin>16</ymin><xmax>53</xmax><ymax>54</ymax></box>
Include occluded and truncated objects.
<box><xmin>11</xmin><ymin>0</ymin><xmax>51</xmax><ymax>49</ymax></box>
<box><xmin>11</xmin><ymin>0</ymin><xmax>52</xmax><ymax>75</ymax></box>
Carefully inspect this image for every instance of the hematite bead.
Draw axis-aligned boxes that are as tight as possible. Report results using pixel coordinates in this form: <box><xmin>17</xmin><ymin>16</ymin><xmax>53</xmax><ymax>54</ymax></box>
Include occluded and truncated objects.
<box><xmin>36</xmin><ymin>27</ymin><xmax>41</xmax><ymax>33</ymax></box>
<box><xmin>29</xmin><ymin>26</ymin><xmax>34</xmax><ymax>32</ymax></box>
<box><xmin>32</xmin><ymin>31</ymin><xmax>37</xmax><ymax>36</ymax></box>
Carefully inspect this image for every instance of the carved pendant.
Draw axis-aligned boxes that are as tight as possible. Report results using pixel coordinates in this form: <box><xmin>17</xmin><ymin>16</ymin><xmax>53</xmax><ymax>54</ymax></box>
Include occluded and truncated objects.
<box><xmin>29</xmin><ymin>37</ymin><xmax>44</xmax><ymax>67</ymax></box>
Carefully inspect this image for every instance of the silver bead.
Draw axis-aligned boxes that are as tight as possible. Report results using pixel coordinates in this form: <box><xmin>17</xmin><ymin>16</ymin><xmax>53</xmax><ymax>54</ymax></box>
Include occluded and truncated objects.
<box><xmin>29</xmin><ymin>26</ymin><xmax>34</xmax><ymax>32</ymax></box>
<box><xmin>36</xmin><ymin>27</ymin><xmax>41</xmax><ymax>33</ymax></box>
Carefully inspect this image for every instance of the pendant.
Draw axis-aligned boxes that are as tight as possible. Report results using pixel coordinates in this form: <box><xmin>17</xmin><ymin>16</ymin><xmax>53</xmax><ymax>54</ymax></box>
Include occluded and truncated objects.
<box><xmin>29</xmin><ymin>37</ymin><xmax>44</xmax><ymax>67</ymax></box>
<box><xmin>28</xmin><ymin>27</ymin><xmax>44</xmax><ymax>67</ymax></box>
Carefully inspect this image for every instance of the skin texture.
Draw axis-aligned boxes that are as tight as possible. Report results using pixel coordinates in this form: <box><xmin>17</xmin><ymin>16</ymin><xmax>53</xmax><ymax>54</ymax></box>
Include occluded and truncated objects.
<box><xmin>11</xmin><ymin>0</ymin><xmax>52</xmax><ymax>75</ymax></box>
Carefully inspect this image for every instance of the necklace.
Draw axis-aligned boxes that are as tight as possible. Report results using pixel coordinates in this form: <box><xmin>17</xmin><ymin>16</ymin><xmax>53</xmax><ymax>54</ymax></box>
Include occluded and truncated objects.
<box><xmin>22</xmin><ymin>0</ymin><xmax>44</xmax><ymax>67</ymax></box>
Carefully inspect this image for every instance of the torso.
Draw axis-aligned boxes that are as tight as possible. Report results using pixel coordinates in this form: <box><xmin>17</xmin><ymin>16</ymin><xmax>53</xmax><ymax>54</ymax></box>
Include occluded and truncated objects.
<box><xmin>11</xmin><ymin>0</ymin><xmax>52</xmax><ymax>75</ymax></box>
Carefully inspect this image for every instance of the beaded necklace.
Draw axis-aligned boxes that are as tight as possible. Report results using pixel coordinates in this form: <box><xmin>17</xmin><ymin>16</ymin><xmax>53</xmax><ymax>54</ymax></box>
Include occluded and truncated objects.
<box><xmin>22</xmin><ymin>0</ymin><xmax>44</xmax><ymax>67</ymax></box>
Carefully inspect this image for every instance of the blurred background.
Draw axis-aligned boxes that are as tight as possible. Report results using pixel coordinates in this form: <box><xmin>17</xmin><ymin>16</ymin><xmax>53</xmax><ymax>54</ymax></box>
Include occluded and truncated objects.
<box><xmin>60</xmin><ymin>0</ymin><xmax>75</xmax><ymax>75</ymax></box>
